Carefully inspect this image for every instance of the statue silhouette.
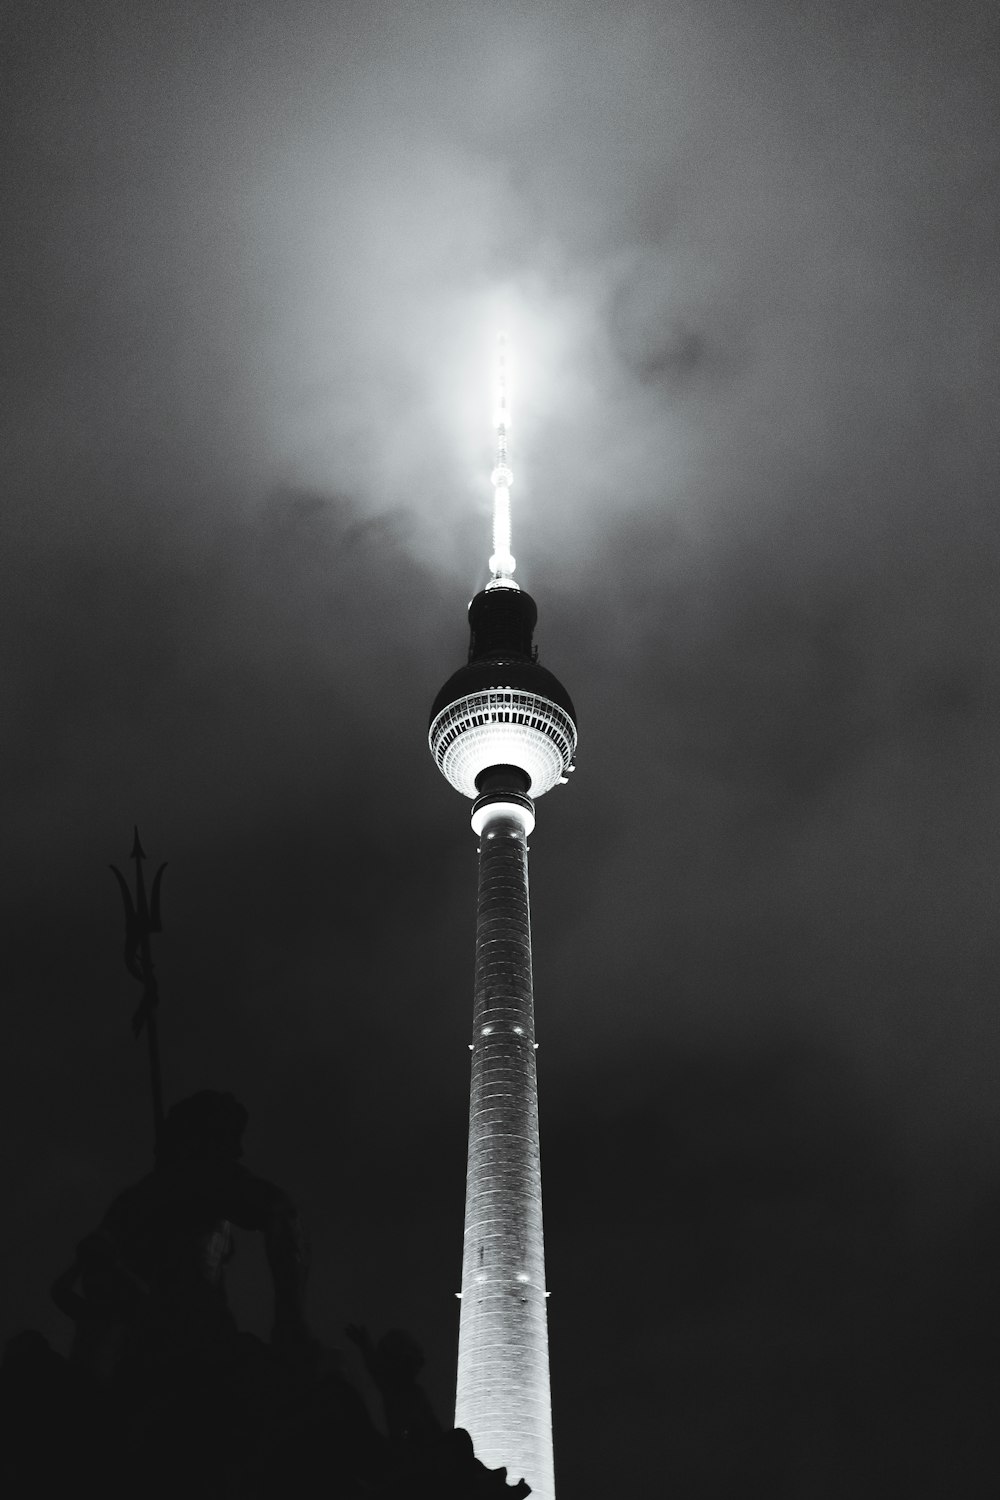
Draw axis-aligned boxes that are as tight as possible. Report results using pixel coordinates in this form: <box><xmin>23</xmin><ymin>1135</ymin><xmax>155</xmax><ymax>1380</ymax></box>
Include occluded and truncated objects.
<box><xmin>39</xmin><ymin>1091</ymin><xmax>531</xmax><ymax>1496</ymax></box>
<box><xmin>52</xmin><ymin>1091</ymin><xmax>307</xmax><ymax>1379</ymax></box>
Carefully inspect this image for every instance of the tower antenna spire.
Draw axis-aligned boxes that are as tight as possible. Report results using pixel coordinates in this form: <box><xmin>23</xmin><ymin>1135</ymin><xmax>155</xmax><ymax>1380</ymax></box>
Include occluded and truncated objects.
<box><xmin>488</xmin><ymin>331</ymin><xmax>517</xmax><ymax>589</ymax></box>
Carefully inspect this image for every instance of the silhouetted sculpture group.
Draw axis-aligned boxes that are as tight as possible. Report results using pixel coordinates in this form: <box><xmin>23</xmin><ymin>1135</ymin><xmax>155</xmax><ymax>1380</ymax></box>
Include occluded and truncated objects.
<box><xmin>2</xmin><ymin>1091</ymin><xmax>530</xmax><ymax>1497</ymax></box>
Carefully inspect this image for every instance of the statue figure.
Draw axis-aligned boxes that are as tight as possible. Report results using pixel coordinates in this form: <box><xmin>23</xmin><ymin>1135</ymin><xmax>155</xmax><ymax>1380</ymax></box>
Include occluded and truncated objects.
<box><xmin>346</xmin><ymin>1324</ymin><xmax>443</xmax><ymax>1446</ymax></box>
<box><xmin>346</xmin><ymin>1325</ymin><xmax>531</xmax><ymax>1497</ymax></box>
<box><xmin>52</xmin><ymin>1090</ymin><xmax>308</xmax><ymax>1380</ymax></box>
<box><xmin>46</xmin><ymin>1091</ymin><xmax>532</xmax><ymax>1496</ymax></box>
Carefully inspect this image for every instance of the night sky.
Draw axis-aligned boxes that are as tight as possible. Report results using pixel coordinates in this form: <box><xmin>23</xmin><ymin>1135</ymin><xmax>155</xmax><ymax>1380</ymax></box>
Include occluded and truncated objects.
<box><xmin>3</xmin><ymin>2</ymin><xmax>999</xmax><ymax>1493</ymax></box>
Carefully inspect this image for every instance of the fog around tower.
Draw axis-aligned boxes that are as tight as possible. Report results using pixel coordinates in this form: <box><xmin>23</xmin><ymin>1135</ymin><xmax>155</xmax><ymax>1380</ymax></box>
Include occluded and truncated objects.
<box><xmin>3</xmin><ymin>1</ymin><xmax>999</xmax><ymax>1491</ymax></box>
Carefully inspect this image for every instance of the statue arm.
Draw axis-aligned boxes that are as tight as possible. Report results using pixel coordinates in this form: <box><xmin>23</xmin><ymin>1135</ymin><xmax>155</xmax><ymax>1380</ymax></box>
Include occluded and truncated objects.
<box><xmin>225</xmin><ymin>1170</ymin><xmax>309</xmax><ymax>1347</ymax></box>
<box><xmin>50</xmin><ymin>1261</ymin><xmax>86</xmax><ymax>1321</ymax></box>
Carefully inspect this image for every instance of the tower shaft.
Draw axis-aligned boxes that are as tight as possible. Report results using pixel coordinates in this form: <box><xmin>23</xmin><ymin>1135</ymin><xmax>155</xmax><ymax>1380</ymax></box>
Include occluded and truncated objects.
<box><xmin>456</xmin><ymin>803</ymin><xmax>555</xmax><ymax>1500</ymax></box>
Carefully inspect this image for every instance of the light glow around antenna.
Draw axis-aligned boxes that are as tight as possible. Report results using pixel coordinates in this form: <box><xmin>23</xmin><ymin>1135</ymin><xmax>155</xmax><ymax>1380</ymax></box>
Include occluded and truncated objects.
<box><xmin>488</xmin><ymin>332</ymin><xmax>517</xmax><ymax>587</ymax></box>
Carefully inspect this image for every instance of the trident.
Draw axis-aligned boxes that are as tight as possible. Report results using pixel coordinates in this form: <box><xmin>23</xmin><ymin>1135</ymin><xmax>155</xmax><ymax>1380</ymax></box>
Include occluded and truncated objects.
<box><xmin>111</xmin><ymin>828</ymin><xmax>167</xmax><ymax>1144</ymax></box>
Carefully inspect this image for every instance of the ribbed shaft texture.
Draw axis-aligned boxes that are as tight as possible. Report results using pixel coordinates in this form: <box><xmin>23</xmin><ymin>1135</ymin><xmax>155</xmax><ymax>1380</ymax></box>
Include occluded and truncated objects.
<box><xmin>456</xmin><ymin>809</ymin><xmax>555</xmax><ymax>1500</ymax></box>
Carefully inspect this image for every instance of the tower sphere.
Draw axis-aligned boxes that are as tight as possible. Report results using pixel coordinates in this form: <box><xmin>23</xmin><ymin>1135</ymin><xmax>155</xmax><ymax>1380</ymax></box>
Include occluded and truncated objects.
<box><xmin>429</xmin><ymin>585</ymin><xmax>577</xmax><ymax>800</ymax></box>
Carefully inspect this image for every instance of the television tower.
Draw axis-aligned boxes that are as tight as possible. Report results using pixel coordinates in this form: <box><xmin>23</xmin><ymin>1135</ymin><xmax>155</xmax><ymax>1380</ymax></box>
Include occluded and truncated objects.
<box><xmin>429</xmin><ymin>336</ymin><xmax>577</xmax><ymax>1499</ymax></box>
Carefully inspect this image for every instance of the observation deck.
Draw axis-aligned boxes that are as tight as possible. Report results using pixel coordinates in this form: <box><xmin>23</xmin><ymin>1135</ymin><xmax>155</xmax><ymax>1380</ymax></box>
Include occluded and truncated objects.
<box><xmin>429</xmin><ymin>585</ymin><xmax>577</xmax><ymax>800</ymax></box>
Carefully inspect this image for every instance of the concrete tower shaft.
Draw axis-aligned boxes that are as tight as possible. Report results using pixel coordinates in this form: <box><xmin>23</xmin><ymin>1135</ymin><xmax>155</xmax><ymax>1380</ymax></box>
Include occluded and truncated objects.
<box><xmin>456</xmin><ymin>795</ymin><xmax>554</xmax><ymax>1500</ymax></box>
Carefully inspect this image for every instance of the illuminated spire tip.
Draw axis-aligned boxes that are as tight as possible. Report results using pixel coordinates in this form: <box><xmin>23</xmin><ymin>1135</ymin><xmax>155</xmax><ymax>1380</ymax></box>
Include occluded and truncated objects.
<box><xmin>488</xmin><ymin>332</ymin><xmax>517</xmax><ymax>589</ymax></box>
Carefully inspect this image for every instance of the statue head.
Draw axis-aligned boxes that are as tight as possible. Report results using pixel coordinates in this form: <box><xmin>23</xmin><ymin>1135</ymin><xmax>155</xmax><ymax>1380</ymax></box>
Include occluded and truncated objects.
<box><xmin>155</xmin><ymin>1090</ymin><xmax>248</xmax><ymax>1168</ymax></box>
<box><xmin>376</xmin><ymin>1328</ymin><xmax>425</xmax><ymax>1381</ymax></box>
